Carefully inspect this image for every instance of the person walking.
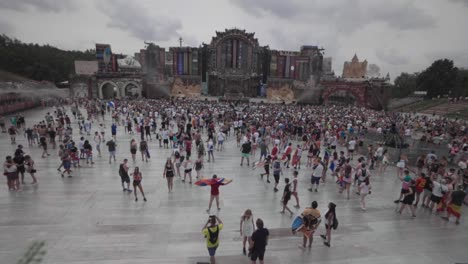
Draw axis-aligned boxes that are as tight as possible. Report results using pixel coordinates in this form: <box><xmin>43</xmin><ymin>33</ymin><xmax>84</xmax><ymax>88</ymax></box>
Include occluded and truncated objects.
<box><xmin>24</xmin><ymin>155</ymin><xmax>38</xmax><ymax>184</ymax></box>
<box><xmin>309</xmin><ymin>158</ymin><xmax>324</xmax><ymax>192</ymax></box>
<box><xmin>106</xmin><ymin>139</ymin><xmax>117</xmax><ymax>164</ymax></box>
<box><xmin>202</xmin><ymin>215</ymin><xmax>223</xmax><ymax>264</ymax></box>
<box><xmin>240</xmin><ymin>140</ymin><xmax>252</xmax><ymax>166</ymax></box>
<box><xmin>442</xmin><ymin>185</ymin><xmax>466</xmax><ymax>225</ymax></box>
<box><xmin>249</xmin><ymin>218</ymin><xmax>269</xmax><ymax>264</ymax></box>
<box><xmin>260</xmin><ymin>155</ymin><xmax>272</xmax><ymax>183</ymax></box>
<box><xmin>163</xmin><ymin>157</ymin><xmax>175</xmax><ymax>192</ymax></box>
<box><xmin>320</xmin><ymin>202</ymin><xmax>337</xmax><ymax>247</ymax></box>
<box><xmin>93</xmin><ymin>131</ymin><xmax>102</xmax><ymax>157</ymax></box>
<box><xmin>281</xmin><ymin>178</ymin><xmax>294</xmax><ymax>216</ymax></box>
<box><xmin>182</xmin><ymin>158</ymin><xmax>193</xmax><ymax>183</ymax></box>
<box><xmin>291</xmin><ymin>170</ymin><xmax>300</xmax><ymax>208</ymax></box>
<box><xmin>359</xmin><ymin>177</ymin><xmax>371</xmax><ymax>210</ymax></box>
<box><xmin>118</xmin><ymin>159</ymin><xmax>132</xmax><ymax>193</ymax></box>
<box><xmin>207</xmin><ymin>139</ymin><xmax>215</xmax><ymax>162</ymax></box>
<box><xmin>140</xmin><ymin>139</ymin><xmax>149</xmax><ymax>162</ymax></box>
<box><xmin>398</xmin><ymin>180</ymin><xmax>416</xmax><ymax>217</ymax></box>
<box><xmin>194</xmin><ymin>157</ymin><xmax>204</xmax><ymax>179</ymax></box>
<box><xmin>272</xmin><ymin>156</ymin><xmax>282</xmax><ymax>192</ymax></box>
<box><xmin>131</xmin><ymin>167</ymin><xmax>146</xmax><ymax>202</ymax></box>
<box><xmin>240</xmin><ymin>209</ymin><xmax>255</xmax><ymax>255</ymax></box>
<box><xmin>130</xmin><ymin>139</ymin><xmax>138</xmax><ymax>163</ymax></box>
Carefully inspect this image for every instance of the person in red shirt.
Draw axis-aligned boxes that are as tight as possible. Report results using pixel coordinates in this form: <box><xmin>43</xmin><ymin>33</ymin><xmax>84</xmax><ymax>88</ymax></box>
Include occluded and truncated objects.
<box><xmin>207</xmin><ymin>174</ymin><xmax>222</xmax><ymax>213</ymax></box>
<box><xmin>271</xmin><ymin>144</ymin><xmax>279</xmax><ymax>160</ymax></box>
<box><xmin>414</xmin><ymin>172</ymin><xmax>427</xmax><ymax>207</ymax></box>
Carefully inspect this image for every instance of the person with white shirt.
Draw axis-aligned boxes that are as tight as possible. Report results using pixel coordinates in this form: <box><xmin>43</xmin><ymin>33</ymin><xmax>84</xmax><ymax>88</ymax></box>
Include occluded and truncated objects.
<box><xmin>348</xmin><ymin>137</ymin><xmax>357</xmax><ymax>160</ymax></box>
<box><xmin>93</xmin><ymin>131</ymin><xmax>102</xmax><ymax>157</ymax></box>
<box><xmin>359</xmin><ymin>177</ymin><xmax>371</xmax><ymax>210</ymax></box>
<box><xmin>217</xmin><ymin>131</ymin><xmax>226</xmax><ymax>151</ymax></box>
<box><xmin>308</xmin><ymin>158</ymin><xmax>324</xmax><ymax>192</ymax></box>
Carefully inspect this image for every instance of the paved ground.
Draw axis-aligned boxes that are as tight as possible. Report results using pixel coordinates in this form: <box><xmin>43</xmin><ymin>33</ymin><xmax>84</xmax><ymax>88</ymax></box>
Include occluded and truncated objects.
<box><xmin>0</xmin><ymin>107</ymin><xmax>466</xmax><ymax>264</ymax></box>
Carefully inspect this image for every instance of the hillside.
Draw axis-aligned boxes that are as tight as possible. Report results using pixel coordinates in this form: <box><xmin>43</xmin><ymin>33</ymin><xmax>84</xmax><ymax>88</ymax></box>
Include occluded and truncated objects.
<box><xmin>0</xmin><ymin>34</ymin><xmax>95</xmax><ymax>83</ymax></box>
<box><xmin>0</xmin><ymin>69</ymin><xmax>29</xmax><ymax>81</ymax></box>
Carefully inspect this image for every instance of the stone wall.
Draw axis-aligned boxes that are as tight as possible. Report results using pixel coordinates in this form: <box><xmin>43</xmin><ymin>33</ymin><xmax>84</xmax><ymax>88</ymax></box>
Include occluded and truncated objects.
<box><xmin>171</xmin><ymin>77</ymin><xmax>201</xmax><ymax>97</ymax></box>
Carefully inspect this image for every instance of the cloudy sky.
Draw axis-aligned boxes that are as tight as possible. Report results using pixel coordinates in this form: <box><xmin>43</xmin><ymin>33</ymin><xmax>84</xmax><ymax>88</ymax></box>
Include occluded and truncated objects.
<box><xmin>1</xmin><ymin>0</ymin><xmax>467</xmax><ymax>79</ymax></box>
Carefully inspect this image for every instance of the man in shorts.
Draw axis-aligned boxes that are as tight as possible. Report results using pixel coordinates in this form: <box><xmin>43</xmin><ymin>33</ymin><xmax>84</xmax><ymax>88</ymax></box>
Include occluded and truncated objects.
<box><xmin>309</xmin><ymin>158</ymin><xmax>324</xmax><ymax>192</ymax></box>
<box><xmin>250</xmin><ymin>218</ymin><xmax>269</xmax><ymax>264</ymax></box>
<box><xmin>119</xmin><ymin>159</ymin><xmax>132</xmax><ymax>193</ymax></box>
<box><xmin>272</xmin><ymin>157</ymin><xmax>282</xmax><ymax>192</ymax></box>
<box><xmin>202</xmin><ymin>215</ymin><xmax>223</xmax><ymax>264</ymax></box>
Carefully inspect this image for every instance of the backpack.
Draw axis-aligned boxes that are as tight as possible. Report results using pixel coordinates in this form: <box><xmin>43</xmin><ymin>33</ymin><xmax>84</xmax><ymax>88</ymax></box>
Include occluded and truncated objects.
<box><xmin>332</xmin><ymin>216</ymin><xmax>339</xmax><ymax>230</ymax></box>
<box><xmin>207</xmin><ymin>225</ymin><xmax>219</xmax><ymax>244</ymax></box>
<box><xmin>360</xmin><ymin>169</ymin><xmax>367</xmax><ymax>178</ymax></box>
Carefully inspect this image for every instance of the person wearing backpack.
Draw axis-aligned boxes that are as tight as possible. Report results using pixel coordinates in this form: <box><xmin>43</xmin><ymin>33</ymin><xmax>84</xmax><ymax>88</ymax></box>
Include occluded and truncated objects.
<box><xmin>202</xmin><ymin>215</ymin><xmax>223</xmax><ymax>264</ymax></box>
<box><xmin>320</xmin><ymin>202</ymin><xmax>337</xmax><ymax>247</ymax></box>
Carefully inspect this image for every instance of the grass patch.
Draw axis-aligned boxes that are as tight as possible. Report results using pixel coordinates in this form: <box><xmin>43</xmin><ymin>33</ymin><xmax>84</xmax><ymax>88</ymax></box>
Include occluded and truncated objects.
<box><xmin>445</xmin><ymin>107</ymin><xmax>468</xmax><ymax>120</ymax></box>
<box><xmin>397</xmin><ymin>99</ymin><xmax>448</xmax><ymax>112</ymax></box>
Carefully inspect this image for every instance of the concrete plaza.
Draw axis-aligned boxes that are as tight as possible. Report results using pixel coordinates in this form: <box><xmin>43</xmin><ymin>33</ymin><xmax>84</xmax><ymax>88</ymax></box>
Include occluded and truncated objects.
<box><xmin>0</xmin><ymin>107</ymin><xmax>466</xmax><ymax>264</ymax></box>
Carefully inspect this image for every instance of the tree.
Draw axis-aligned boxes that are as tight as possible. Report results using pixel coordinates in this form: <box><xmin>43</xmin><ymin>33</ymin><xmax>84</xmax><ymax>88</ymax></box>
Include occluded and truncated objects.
<box><xmin>453</xmin><ymin>69</ymin><xmax>468</xmax><ymax>98</ymax></box>
<box><xmin>417</xmin><ymin>59</ymin><xmax>458</xmax><ymax>98</ymax></box>
<box><xmin>392</xmin><ymin>72</ymin><xmax>418</xmax><ymax>98</ymax></box>
<box><xmin>0</xmin><ymin>34</ymin><xmax>95</xmax><ymax>83</ymax></box>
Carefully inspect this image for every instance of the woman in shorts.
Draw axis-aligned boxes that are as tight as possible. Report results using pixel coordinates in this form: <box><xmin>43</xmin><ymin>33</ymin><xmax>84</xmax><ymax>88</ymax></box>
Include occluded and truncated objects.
<box><xmin>163</xmin><ymin>157</ymin><xmax>175</xmax><ymax>192</ymax></box>
<box><xmin>398</xmin><ymin>180</ymin><xmax>416</xmax><ymax>217</ymax></box>
<box><xmin>131</xmin><ymin>167</ymin><xmax>146</xmax><ymax>202</ymax></box>
<box><xmin>24</xmin><ymin>155</ymin><xmax>38</xmax><ymax>184</ymax></box>
<box><xmin>194</xmin><ymin>157</ymin><xmax>204</xmax><ymax>179</ymax></box>
<box><xmin>182</xmin><ymin>158</ymin><xmax>193</xmax><ymax>183</ymax></box>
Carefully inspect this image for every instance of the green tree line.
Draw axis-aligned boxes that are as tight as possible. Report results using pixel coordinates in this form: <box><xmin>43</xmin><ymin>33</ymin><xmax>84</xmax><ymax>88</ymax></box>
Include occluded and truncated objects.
<box><xmin>393</xmin><ymin>59</ymin><xmax>468</xmax><ymax>99</ymax></box>
<box><xmin>0</xmin><ymin>34</ymin><xmax>95</xmax><ymax>83</ymax></box>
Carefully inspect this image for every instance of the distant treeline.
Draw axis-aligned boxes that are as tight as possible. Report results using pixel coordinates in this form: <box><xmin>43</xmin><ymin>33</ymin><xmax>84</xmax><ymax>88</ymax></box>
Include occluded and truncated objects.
<box><xmin>0</xmin><ymin>34</ymin><xmax>95</xmax><ymax>83</ymax></box>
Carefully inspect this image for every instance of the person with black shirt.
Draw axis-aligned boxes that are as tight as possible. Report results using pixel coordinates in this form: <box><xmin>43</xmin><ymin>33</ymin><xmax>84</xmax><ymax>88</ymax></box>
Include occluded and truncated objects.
<box><xmin>281</xmin><ymin>178</ymin><xmax>294</xmax><ymax>216</ymax></box>
<box><xmin>25</xmin><ymin>127</ymin><xmax>34</xmax><ymax>146</ymax></box>
<box><xmin>240</xmin><ymin>141</ymin><xmax>252</xmax><ymax>166</ymax></box>
<box><xmin>106</xmin><ymin>139</ymin><xmax>117</xmax><ymax>164</ymax></box>
<box><xmin>13</xmin><ymin>151</ymin><xmax>26</xmax><ymax>185</ymax></box>
<box><xmin>443</xmin><ymin>186</ymin><xmax>466</xmax><ymax>225</ymax></box>
<box><xmin>249</xmin><ymin>218</ymin><xmax>269</xmax><ymax>264</ymax></box>
<box><xmin>118</xmin><ymin>159</ymin><xmax>132</xmax><ymax>193</ymax></box>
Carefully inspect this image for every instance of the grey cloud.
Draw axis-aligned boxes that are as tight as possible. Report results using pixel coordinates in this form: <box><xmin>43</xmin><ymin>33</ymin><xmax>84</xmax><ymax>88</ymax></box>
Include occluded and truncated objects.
<box><xmin>376</xmin><ymin>48</ymin><xmax>410</xmax><ymax>66</ymax></box>
<box><xmin>450</xmin><ymin>0</ymin><xmax>468</xmax><ymax>7</ymax></box>
<box><xmin>230</xmin><ymin>0</ymin><xmax>436</xmax><ymax>33</ymax></box>
<box><xmin>425</xmin><ymin>50</ymin><xmax>468</xmax><ymax>68</ymax></box>
<box><xmin>229</xmin><ymin>0</ymin><xmax>299</xmax><ymax>19</ymax></box>
<box><xmin>0</xmin><ymin>19</ymin><xmax>14</xmax><ymax>35</ymax></box>
<box><xmin>98</xmin><ymin>0</ymin><xmax>182</xmax><ymax>42</ymax></box>
<box><xmin>0</xmin><ymin>0</ymin><xmax>75</xmax><ymax>12</ymax></box>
